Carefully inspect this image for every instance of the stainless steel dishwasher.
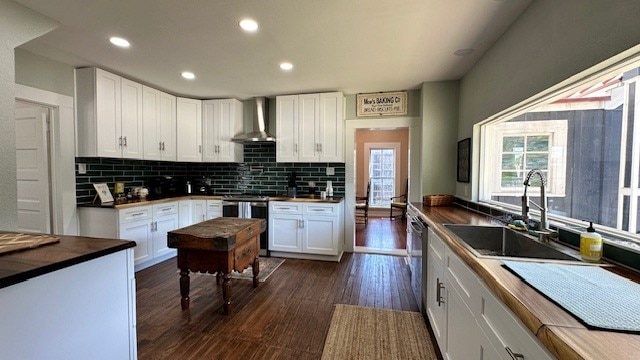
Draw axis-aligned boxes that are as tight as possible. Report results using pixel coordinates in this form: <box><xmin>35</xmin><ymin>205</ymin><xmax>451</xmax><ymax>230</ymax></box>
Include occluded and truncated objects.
<box><xmin>409</xmin><ymin>208</ymin><xmax>427</xmax><ymax>314</ymax></box>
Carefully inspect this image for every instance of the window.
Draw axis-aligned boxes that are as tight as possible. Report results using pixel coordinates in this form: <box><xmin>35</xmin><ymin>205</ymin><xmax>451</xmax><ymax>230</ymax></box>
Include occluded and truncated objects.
<box><xmin>480</xmin><ymin>58</ymin><xmax>640</xmax><ymax>241</ymax></box>
<box><xmin>487</xmin><ymin>120</ymin><xmax>567</xmax><ymax>197</ymax></box>
<box><xmin>368</xmin><ymin>148</ymin><xmax>396</xmax><ymax>207</ymax></box>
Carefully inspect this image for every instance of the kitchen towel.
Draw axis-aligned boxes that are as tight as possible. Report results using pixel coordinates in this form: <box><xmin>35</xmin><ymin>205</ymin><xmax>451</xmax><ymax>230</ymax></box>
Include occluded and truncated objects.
<box><xmin>503</xmin><ymin>261</ymin><xmax>640</xmax><ymax>333</ymax></box>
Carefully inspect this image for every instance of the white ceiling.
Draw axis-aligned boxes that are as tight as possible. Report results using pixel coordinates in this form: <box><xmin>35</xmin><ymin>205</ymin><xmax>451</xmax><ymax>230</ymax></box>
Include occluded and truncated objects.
<box><xmin>15</xmin><ymin>0</ymin><xmax>532</xmax><ymax>100</ymax></box>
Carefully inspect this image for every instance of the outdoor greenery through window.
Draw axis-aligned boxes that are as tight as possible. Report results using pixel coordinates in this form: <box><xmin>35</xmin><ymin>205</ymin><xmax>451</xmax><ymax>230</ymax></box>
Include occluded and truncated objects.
<box><xmin>480</xmin><ymin>57</ymin><xmax>640</xmax><ymax>243</ymax></box>
<box><xmin>369</xmin><ymin>148</ymin><xmax>395</xmax><ymax>207</ymax></box>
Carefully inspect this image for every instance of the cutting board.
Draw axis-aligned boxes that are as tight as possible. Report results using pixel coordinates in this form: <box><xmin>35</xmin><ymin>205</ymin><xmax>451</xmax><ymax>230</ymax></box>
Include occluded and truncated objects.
<box><xmin>0</xmin><ymin>232</ymin><xmax>60</xmax><ymax>256</ymax></box>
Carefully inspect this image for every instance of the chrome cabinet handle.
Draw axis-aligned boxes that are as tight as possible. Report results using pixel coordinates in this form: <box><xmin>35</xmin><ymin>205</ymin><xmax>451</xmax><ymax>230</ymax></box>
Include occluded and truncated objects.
<box><xmin>123</xmin><ymin>136</ymin><xmax>127</xmax><ymax>147</ymax></box>
<box><xmin>505</xmin><ymin>347</ymin><xmax>524</xmax><ymax>360</ymax></box>
<box><xmin>294</xmin><ymin>144</ymin><xmax>298</xmax><ymax>153</ymax></box>
<box><xmin>119</xmin><ymin>136</ymin><xmax>123</xmax><ymax>147</ymax></box>
<box><xmin>318</xmin><ymin>143</ymin><xmax>322</xmax><ymax>153</ymax></box>
<box><xmin>436</xmin><ymin>278</ymin><xmax>445</xmax><ymax>306</ymax></box>
<box><xmin>159</xmin><ymin>141</ymin><xmax>163</xmax><ymax>151</ymax></box>
<box><xmin>130</xmin><ymin>212</ymin><xmax>145</xmax><ymax>217</ymax></box>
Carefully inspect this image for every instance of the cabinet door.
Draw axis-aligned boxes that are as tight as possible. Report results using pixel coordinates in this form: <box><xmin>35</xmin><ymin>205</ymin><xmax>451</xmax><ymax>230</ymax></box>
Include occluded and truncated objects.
<box><xmin>120</xmin><ymin>78</ymin><xmax>144</xmax><ymax>159</ymax></box>
<box><xmin>176</xmin><ymin>97</ymin><xmax>202</xmax><ymax>162</ymax></box>
<box><xmin>159</xmin><ymin>92</ymin><xmax>177</xmax><ymax>160</ymax></box>
<box><xmin>95</xmin><ymin>68</ymin><xmax>122</xmax><ymax>158</ymax></box>
<box><xmin>298</xmin><ymin>94</ymin><xmax>320</xmax><ymax>162</ymax></box>
<box><xmin>192</xmin><ymin>200</ymin><xmax>207</xmax><ymax>224</ymax></box>
<box><xmin>426</xmin><ymin>247</ymin><xmax>447</xmax><ymax>350</ymax></box>
<box><xmin>142</xmin><ymin>86</ymin><xmax>162</xmax><ymax>160</ymax></box>
<box><xmin>276</xmin><ymin>95</ymin><xmax>298</xmax><ymax>162</ymax></box>
<box><xmin>302</xmin><ymin>215</ymin><xmax>338</xmax><ymax>255</ymax></box>
<box><xmin>318</xmin><ymin>92</ymin><xmax>343</xmax><ymax>162</ymax></box>
<box><xmin>446</xmin><ymin>285</ymin><xmax>482</xmax><ymax>360</ymax></box>
<box><xmin>269</xmin><ymin>214</ymin><xmax>302</xmax><ymax>252</ymax></box>
<box><xmin>217</xmin><ymin>99</ymin><xmax>243</xmax><ymax>162</ymax></box>
<box><xmin>178</xmin><ymin>200</ymin><xmax>192</xmax><ymax>228</ymax></box>
<box><xmin>202</xmin><ymin>100</ymin><xmax>218</xmax><ymax>162</ymax></box>
<box><xmin>153</xmin><ymin>213</ymin><xmax>178</xmax><ymax>258</ymax></box>
<box><xmin>119</xmin><ymin>219</ymin><xmax>151</xmax><ymax>265</ymax></box>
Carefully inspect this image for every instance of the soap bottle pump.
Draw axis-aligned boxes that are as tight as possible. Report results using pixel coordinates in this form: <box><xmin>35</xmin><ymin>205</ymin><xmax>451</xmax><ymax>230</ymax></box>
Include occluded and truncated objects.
<box><xmin>580</xmin><ymin>221</ymin><xmax>602</xmax><ymax>262</ymax></box>
<box><xmin>326</xmin><ymin>181</ymin><xmax>333</xmax><ymax>197</ymax></box>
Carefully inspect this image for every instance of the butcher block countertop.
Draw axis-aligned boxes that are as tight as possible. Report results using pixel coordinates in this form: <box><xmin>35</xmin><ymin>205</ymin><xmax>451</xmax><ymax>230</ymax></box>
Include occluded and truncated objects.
<box><xmin>0</xmin><ymin>232</ymin><xmax>135</xmax><ymax>289</ymax></box>
<box><xmin>78</xmin><ymin>194</ymin><xmax>343</xmax><ymax>209</ymax></box>
<box><xmin>413</xmin><ymin>203</ymin><xmax>640</xmax><ymax>360</ymax></box>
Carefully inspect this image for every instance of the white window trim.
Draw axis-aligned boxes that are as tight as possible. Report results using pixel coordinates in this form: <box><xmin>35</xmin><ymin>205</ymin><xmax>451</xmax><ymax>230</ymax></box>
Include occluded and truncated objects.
<box><xmin>485</xmin><ymin>120</ymin><xmax>567</xmax><ymax>198</ymax></box>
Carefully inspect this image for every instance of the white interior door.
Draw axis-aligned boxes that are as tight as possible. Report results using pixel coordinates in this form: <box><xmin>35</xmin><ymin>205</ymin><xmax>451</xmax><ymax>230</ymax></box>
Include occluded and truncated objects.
<box><xmin>15</xmin><ymin>104</ymin><xmax>51</xmax><ymax>233</ymax></box>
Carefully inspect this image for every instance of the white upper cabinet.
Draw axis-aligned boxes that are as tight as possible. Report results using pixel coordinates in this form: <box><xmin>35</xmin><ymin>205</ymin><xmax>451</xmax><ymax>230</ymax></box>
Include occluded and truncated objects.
<box><xmin>176</xmin><ymin>97</ymin><xmax>202</xmax><ymax>162</ymax></box>
<box><xmin>143</xmin><ymin>86</ymin><xmax>176</xmax><ymax>161</ymax></box>
<box><xmin>275</xmin><ymin>95</ymin><xmax>298</xmax><ymax>163</ymax></box>
<box><xmin>276</xmin><ymin>92</ymin><xmax>344</xmax><ymax>163</ymax></box>
<box><xmin>202</xmin><ymin>99</ymin><xmax>244</xmax><ymax>162</ymax></box>
<box><xmin>76</xmin><ymin>67</ymin><xmax>144</xmax><ymax>159</ymax></box>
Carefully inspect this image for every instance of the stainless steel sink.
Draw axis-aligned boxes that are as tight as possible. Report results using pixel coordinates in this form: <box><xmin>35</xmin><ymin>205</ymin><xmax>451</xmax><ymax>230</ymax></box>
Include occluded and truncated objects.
<box><xmin>443</xmin><ymin>224</ymin><xmax>582</xmax><ymax>262</ymax></box>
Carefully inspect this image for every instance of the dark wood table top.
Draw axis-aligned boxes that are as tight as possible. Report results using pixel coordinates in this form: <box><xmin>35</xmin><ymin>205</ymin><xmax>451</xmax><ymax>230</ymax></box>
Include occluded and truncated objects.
<box><xmin>168</xmin><ymin>218</ymin><xmax>266</xmax><ymax>251</ymax></box>
<box><xmin>0</xmin><ymin>232</ymin><xmax>135</xmax><ymax>289</ymax></box>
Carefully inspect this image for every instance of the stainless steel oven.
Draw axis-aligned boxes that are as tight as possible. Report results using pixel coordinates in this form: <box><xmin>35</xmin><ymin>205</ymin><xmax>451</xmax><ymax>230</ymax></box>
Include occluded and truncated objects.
<box><xmin>222</xmin><ymin>195</ymin><xmax>269</xmax><ymax>256</ymax></box>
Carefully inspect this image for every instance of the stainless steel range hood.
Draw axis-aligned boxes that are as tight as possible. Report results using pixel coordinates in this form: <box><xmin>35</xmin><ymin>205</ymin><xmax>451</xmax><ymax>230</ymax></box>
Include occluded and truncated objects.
<box><xmin>232</xmin><ymin>97</ymin><xmax>275</xmax><ymax>143</ymax></box>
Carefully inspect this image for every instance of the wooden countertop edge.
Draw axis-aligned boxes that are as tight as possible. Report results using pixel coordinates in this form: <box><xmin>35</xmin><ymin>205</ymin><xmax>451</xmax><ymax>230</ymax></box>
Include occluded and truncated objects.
<box><xmin>0</xmin><ymin>239</ymin><xmax>135</xmax><ymax>289</ymax></box>
<box><xmin>78</xmin><ymin>195</ymin><xmax>343</xmax><ymax>209</ymax></box>
<box><xmin>413</xmin><ymin>203</ymin><xmax>640</xmax><ymax>360</ymax></box>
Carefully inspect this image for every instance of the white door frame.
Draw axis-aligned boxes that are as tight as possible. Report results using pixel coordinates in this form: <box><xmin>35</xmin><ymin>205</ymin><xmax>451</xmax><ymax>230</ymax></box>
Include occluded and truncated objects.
<box><xmin>15</xmin><ymin>84</ymin><xmax>78</xmax><ymax>235</ymax></box>
<box><xmin>344</xmin><ymin>117</ymin><xmax>421</xmax><ymax>253</ymax></box>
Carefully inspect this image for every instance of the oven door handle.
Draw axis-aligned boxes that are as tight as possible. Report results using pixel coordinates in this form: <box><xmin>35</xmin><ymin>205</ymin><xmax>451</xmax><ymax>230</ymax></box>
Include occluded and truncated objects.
<box><xmin>410</xmin><ymin>221</ymin><xmax>423</xmax><ymax>235</ymax></box>
<box><xmin>222</xmin><ymin>201</ymin><xmax>240</xmax><ymax>206</ymax></box>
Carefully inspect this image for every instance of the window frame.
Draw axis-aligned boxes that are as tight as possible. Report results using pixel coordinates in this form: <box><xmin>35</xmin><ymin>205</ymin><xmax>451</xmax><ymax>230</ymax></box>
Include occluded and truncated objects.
<box><xmin>476</xmin><ymin>46</ymin><xmax>640</xmax><ymax>244</ymax></box>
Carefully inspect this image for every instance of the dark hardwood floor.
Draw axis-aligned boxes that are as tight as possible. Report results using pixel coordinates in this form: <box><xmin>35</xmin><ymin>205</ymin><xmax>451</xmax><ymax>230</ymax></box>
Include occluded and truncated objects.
<box><xmin>136</xmin><ymin>252</ymin><xmax>419</xmax><ymax>359</ymax></box>
<box><xmin>355</xmin><ymin>216</ymin><xmax>407</xmax><ymax>250</ymax></box>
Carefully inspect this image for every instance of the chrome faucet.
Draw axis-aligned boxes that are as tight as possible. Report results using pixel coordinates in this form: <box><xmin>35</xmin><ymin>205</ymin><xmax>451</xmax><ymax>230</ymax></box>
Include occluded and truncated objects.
<box><xmin>522</xmin><ymin>169</ymin><xmax>554</xmax><ymax>241</ymax></box>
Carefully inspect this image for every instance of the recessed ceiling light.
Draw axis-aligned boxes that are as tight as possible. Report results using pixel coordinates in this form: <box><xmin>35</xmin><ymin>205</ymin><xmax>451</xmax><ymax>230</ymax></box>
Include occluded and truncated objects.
<box><xmin>109</xmin><ymin>37</ymin><xmax>130</xmax><ymax>48</ymax></box>
<box><xmin>454</xmin><ymin>48</ymin><xmax>474</xmax><ymax>56</ymax></box>
<box><xmin>181</xmin><ymin>71</ymin><xmax>195</xmax><ymax>80</ymax></box>
<box><xmin>239</xmin><ymin>19</ymin><xmax>259</xmax><ymax>32</ymax></box>
<box><xmin>280</xmin><ymin>62</ymin><xmax>294</xmax><ymax>71</ymax></box>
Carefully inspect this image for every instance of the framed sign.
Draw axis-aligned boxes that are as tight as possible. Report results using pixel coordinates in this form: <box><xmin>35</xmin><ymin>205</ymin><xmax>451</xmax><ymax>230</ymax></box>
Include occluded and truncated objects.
<box><xmin>457</xmin><ymin>138</ymin><xmax>471</xmax><ymax>183</ymax></box>
<box><xmin>93</xmin><ymin>183</ymin><xmax>114</xmax><ymax>203</ymax></box>
<box><xmin>357</xmin><ymin>91</ymin><xmax>407</xmax><ymax>117</ymax></box>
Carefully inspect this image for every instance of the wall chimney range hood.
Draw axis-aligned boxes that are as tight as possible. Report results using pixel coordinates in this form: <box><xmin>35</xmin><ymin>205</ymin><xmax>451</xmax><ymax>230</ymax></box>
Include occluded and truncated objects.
<box><xmin>232</xmin><ymin>97</ymin><xmax>276</xmax><ymax>143</ymax></box>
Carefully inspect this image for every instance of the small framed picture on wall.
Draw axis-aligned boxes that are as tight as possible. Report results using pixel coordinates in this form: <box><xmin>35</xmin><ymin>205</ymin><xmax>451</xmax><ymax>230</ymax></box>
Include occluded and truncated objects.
<box><xmin>457</xmin><ymin>138</ymin><xmax>471</xmax><ymax>183</ymax></box>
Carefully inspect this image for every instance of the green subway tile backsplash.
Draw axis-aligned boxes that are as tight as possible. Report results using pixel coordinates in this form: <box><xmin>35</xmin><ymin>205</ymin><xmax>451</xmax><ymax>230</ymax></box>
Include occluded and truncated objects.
<box><xmin>75</xmin><ymin>143</ymin><xmax>345</xmax><ymax>204</ymax></box>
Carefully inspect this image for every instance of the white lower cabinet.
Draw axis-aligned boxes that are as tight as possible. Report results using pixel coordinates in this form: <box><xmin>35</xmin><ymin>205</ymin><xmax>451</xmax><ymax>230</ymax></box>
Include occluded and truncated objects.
<box><xmin>79</xmin><ymin>201</ymin><xmax>180</xmax><ymax>271</ymax></box>
<box><xmin>426</xmin><ymin>228</ymin><xmax>554</xmax><ymax>360</ymax></box>
<box><xmin>206</xmin><ymin>199</ymin><xmax>222</xmax><ymax>219</ymax></box>
<box><xmin>178</xmin><ymin>200</ymin><xmax>193</xmax><ymax>228</ymax></box>
<box><xmin>192</xmin><ymin>199</ymin><xmax>207</xmax><ymax>223</ymax></box>
<box><xmin>269</xmin><ymin>201</ymin><xmax>343</xmax><ymax>258</ymax></box>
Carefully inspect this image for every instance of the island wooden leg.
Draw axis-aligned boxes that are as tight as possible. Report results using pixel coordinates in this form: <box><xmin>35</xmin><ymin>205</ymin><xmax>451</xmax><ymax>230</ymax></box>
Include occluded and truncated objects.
<box><xmin>252</xmin><ymin>257</ymin><xmax>260</xmax><ymax>288</ymax></box>
<box><xmin>222</xmin><ymin>272</ymin><xmax>232</xmax><ymax>314</ymax></box>
<box><xmin>179</xmin><ymin>268</ymin><xmax>190</xmax><ymax>310</ymax></box>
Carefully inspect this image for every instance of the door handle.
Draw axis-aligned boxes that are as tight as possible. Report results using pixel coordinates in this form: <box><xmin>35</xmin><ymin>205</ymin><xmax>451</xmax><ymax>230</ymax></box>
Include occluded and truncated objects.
<box><xmin>505</xmin><ymin>347</ymin><xmax>525</xmax><ymax>360</ymax></box>
<box><xmin>436</xmin><ymin>278</ymin><xmax>445</xmax><ymax>306</ymax></box>
<box><xmin>159</xmin><ymin>141</ymin><xmax>163</xmax><ymax>151</ymax></box>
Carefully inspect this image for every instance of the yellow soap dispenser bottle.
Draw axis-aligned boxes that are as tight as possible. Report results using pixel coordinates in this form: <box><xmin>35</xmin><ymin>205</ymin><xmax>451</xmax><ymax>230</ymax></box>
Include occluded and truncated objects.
<box><xmin>580</xmin><ymin>222</ymin><xmax>602</xmax><ymax>262</ymax></box>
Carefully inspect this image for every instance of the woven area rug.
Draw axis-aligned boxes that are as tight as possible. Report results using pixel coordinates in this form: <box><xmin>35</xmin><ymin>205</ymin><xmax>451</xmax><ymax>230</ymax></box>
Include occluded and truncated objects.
<box><xmin>322</xmin><ymin>304</ymin><xmax>437</xmax><ymax>360</ymax></box>
<box><xmin>232</xmin><ymin>257</ymin><xmax>284</xmax><ymax>282</ymax></box>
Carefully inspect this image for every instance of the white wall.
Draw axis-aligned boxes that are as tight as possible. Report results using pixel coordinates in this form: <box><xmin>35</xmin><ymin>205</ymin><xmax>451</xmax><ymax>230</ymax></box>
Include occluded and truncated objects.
<box><xmin>457</xmin><ymin>0</ymin><xmax>640</xmax><ymax>198</ymax></box>
<box><xmin>0</xmin><ymin>0</ymin><xmax>59</xmax><ymax>231</ymax></box>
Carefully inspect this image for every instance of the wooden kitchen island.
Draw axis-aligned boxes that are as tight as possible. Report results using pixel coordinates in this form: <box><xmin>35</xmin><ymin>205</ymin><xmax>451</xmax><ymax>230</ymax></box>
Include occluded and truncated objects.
<box><xmin>167</xmin><ymin>217</ymin><xmax>266</xmax><ymax>314</ymax></box>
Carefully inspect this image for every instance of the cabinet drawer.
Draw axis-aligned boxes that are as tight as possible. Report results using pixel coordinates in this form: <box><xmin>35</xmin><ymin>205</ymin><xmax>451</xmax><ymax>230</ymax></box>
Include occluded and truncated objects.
<box><xmin>446</xmin><ymin>249</ymin><xmax>479</xmax><ymax>309</ymax></box>
<box><xmin>206</xmin><ymin>200</ymin><xmax>222</xmax><ymax>210</ymax></box>
<box><xmin>153</xmin><ymin>202</ymin><xmax>178</xmax><ymax>216</ymax></box>
<box><xmin>477</xmin><ymin>283</ymin><xmax>553</xmax><ymax>360</ymax></box>
<box><xmin>119</xmin><ymin>205</ymin><xmax>152</xmax><ymax>223</ymax></box>
<box><xmin>428</xmin><ymin>228</ymin><xmax>446</xmax><ymax>262</ymax></box>
<box><xmin>270</xmin><ymin>202</ymin><xmax>303</xmax><ymax>214</ymax></box>
<box><xmin>303</xmin><ymin>203</ymin><xmax>337</xmax><ymax>216</ymax></box>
